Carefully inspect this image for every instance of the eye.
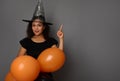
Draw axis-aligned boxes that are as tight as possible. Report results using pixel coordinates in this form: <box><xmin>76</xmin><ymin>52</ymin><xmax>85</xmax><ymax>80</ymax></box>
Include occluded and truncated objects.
<box><xmin>38</xmin><ymin>24</ymin><xmax>42</xmax><ymax>27</ymax></box>
<box><xmin>32</xmin><ymin>24</ymin><xmax>35</xmax><ymax>27</ymax></box>
<box><xmin>38</xmin><ymin>23</ymin><xmax>43</xmax><ymax>27</ymax></box>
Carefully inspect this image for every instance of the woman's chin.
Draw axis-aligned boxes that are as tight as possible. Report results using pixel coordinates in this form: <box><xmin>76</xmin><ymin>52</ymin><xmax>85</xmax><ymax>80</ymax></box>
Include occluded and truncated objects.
<box><xmin>33</xmin><ymin>32</ymin><xmax>43</xmax><ymax>36</ymax></box>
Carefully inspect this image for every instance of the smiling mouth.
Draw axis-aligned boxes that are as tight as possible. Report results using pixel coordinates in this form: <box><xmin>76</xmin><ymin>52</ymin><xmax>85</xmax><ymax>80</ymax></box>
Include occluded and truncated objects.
<box><xmin>34</xmin><ymin>30</ymin><xmax>39</xmax><ymax>32</ymax></box>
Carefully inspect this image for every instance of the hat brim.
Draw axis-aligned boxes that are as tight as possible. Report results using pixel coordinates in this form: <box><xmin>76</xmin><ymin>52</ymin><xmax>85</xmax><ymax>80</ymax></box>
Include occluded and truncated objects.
<box><xmin>22</xmin><ymin>19</ymin><xmax>53</xmax><ymax>25</ymax></box>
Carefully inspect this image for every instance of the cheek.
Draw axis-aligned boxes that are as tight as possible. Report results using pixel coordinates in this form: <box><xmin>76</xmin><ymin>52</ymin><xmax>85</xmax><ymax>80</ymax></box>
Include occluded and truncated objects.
<box><xmin>32</xmin><ymin>27</ymin><xmax>34</xmax><ymax>30</ymax></box>
<box><xmin>39</xmin><ymin>27</ymin><xmax>45</xmax><ymax>31</ymax></box>
<box><xmin>32</xmin><ymin>27</ymin><xmax>35</xmax><ymax>31</ymax></box>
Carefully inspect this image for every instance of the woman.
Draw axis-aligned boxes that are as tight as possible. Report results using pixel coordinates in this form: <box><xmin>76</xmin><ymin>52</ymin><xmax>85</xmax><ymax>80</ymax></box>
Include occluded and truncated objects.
<box><xmin>17</xmin><ymin>16</ymin><xmax>64</xmax><ymax>81</ymax></box>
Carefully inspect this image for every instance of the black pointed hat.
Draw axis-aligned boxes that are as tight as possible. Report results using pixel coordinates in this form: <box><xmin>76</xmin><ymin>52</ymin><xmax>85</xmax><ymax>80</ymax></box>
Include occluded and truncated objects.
<box><xmin>22</xmin><ymin>0</ymin><xmax>52</xmax><ymax>25</ymax></box>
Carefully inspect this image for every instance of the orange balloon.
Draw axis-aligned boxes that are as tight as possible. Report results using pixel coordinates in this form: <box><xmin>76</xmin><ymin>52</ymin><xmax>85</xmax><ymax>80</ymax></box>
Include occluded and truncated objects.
<box><xmin>10</xmin><ymin>55</ymin><xmax>40</xmax><ymax>81</ymax></box>
<box><xmin>5</xmin><ymin>72</ymin><xmax>16</xmax><ymax>81</ymax></box>
<box><xmin>37</xmin><ymin>47</ymin><xmax>65</xmax><ymax>72</ymax></box>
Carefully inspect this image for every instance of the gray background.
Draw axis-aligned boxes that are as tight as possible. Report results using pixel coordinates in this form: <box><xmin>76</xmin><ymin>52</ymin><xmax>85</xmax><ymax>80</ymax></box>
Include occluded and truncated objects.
<box><xmin>0</xmin><ymin>0</ymin><xmax>120</xmax><ymax>81</ymax></box>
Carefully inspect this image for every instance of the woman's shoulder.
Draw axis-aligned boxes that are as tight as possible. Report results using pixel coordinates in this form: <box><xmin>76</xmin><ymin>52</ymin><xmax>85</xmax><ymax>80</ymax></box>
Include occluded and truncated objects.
<box><xmin>47</xmin><ymin>37</ymin><xmax>58</xmax><ymax>44</ymax></box>
<box><xmin>20</xmin><ymin>37</ymin><xmax>30</xmax><ymax>43</ymax></box>
<box><xmin>48</xmin><ymin>37</ymin><xmax>57</xmax><ymax>41</ymax></box>
<box><xmin>19</xmin><ymin>37</ymin><xmax>31</xmax><ymax>48</ymax></box>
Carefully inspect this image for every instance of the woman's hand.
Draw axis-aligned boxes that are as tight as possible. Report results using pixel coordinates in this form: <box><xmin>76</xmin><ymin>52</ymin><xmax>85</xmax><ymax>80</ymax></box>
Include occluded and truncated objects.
<box><xmin>57</xmin><ymin>24</ymin><xmax>64</xmax><ymax>39</ymax></box>
<box><xmin>57</xmin><ymin>24</ymin><xmax>64</xmax><ymax>50</ymax></box>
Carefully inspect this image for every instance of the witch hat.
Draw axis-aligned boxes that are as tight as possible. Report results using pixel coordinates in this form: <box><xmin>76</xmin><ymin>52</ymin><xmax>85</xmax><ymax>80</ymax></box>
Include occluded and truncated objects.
<box><xmin>22</xmin><ymin>0</ymin><xmax>52</xmax><ymax>25</ymax></box>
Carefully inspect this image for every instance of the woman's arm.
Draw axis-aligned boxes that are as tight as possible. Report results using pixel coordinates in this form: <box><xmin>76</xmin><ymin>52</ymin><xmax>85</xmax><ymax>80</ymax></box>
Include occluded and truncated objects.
<box><xmin>17</xmin><ymin>47</ymin><xmax>26</xmax><ymax>57</ymax></box>
<box><xmin>57</xmin><ymin>24</ymin><xmax>64</xmax><ymax>50</ymax></box>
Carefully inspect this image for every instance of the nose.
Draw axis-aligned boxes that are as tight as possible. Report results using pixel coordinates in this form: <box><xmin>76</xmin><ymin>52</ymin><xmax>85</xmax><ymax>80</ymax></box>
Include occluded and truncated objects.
<box><xmin>34</xmin><ymin>25</ymin><xmax>39</xmax><ymax>29</ymax></box>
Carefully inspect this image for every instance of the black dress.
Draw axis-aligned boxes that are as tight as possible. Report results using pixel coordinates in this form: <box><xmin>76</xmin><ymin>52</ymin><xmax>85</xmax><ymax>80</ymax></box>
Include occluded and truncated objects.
<box><xmin>19</xmin><ymin>37</ymin><xmax>58</xmax><ymax>81</ymax></box>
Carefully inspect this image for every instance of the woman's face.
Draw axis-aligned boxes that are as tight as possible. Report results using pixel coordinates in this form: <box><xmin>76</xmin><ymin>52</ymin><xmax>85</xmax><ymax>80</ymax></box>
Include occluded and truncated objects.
<box><xmin>32</xmin><ymin>19</ymin><xmax>45</xmax><ymax>36</ymax></box>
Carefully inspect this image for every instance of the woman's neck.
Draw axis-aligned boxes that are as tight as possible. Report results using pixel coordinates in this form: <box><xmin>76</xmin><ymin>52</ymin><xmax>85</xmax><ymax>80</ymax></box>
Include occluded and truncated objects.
<box><xmin>32</xmin><ymin>35</ymin><xmax>46</xmax><ymax>43</ymax></box>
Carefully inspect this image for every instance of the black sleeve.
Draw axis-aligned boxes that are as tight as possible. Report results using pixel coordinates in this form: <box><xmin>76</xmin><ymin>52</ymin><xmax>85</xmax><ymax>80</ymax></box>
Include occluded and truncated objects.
<box><xmin>19</xmin><ymin>38</ymin><xmax>28</xmax><ymax>49</ymax></box>
<box><xmin>49</xmin><ymin>38</ymin><xmax>58</xmax><ymax>45</ymax></box>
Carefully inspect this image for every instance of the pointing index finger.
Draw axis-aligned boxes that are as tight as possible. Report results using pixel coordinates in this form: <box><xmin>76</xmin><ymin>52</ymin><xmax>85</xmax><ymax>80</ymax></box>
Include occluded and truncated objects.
<box><xmin>59</xmin><ymin>24</ymin><xmax>63</xmax><ymax>31</ymax></box>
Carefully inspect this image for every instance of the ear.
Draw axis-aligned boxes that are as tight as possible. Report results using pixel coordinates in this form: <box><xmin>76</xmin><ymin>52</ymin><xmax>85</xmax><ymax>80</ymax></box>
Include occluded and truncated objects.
<box><xmin>43</xmin><ymin>26</ymin><xmax>45</xmax><ymax>30</ymax></box>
